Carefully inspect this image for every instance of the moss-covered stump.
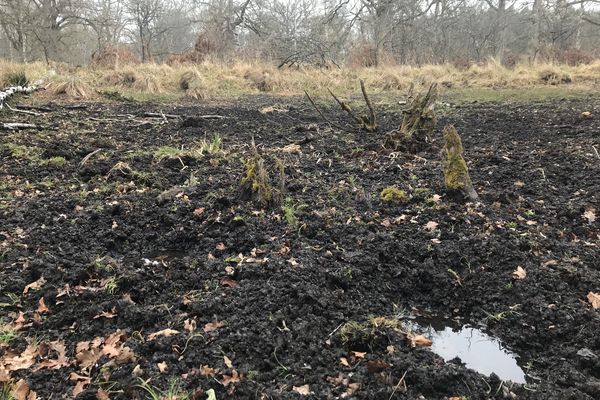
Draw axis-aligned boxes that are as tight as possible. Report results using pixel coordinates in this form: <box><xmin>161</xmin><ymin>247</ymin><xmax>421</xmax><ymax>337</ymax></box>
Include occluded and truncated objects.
<box><xmin>385</xmin><ymin>83</ymin><xmax>438</xmax><ymax>152</ymax></box>
<box><xmin>240</xmin><ymin>146</ymin><xmax>284</xmax><ymax>208</ymax></box>
<box><xmin>440</xmin><ymin>125</ymin><xmax>479</xmax><ymax>202</ymax></box>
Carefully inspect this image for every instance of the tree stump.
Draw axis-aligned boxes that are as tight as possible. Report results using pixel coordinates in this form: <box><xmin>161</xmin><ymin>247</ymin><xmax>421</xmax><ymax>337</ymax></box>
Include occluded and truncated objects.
<box><xmin>440</xmin><ymin>125</ymin><xmax>479</xmax><ymax>202</ymax></box>
<box><xmin>385</xmin><ymin>83</ymin><xmax>438</xmax><ymax>152</ymax></box>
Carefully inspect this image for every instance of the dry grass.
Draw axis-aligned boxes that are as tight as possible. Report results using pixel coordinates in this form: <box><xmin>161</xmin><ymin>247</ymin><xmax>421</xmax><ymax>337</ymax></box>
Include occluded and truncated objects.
<box><xmin>2</xmin><ymin>58</ymin><xmax>600</xmax><ymax>101</ymax></box>
<box><xmin>46</xmin><ymin>76</ymin><xmax>92</xmax><ymax>99</ymax></box>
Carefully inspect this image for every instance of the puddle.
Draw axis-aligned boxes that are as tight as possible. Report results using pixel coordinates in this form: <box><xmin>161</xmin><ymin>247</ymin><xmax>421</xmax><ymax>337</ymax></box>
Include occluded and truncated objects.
<box><xmin>407</xmin><ymin>318</ymin><xmax>526</xmax><ymax>384</ymax></box>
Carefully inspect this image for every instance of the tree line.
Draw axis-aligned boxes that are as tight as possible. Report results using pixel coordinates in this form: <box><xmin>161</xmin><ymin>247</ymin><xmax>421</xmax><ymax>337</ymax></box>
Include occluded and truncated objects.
<box><xmin>1</xmin><ymin>0</ymin><xmax>600</xmax><ymax>66</ymax></box>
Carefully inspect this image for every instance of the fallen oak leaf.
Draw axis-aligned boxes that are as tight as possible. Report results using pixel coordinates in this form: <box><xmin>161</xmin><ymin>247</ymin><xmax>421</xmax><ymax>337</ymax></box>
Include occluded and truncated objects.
<box><xmin>341</xmin><ymin>383</ymin><xmax>360</xmax><ymax>398</ymax></box>
<box><xmin>424</xmin><ymin>221</ymin><xmax>439</xmax><ymax>231</ymax></box>
<box><xmin>75</xmin><ymin>346</ymin><xmax>102</xmax><ymax>371</ymax></box>
<box><xmin>36</xmin><ymin>297</ymin><xmax>49</xmax><ymax>314</ymax></box>
<box><xmin>200</xmin><ymin>365</ymin><xmax>217</xmax><ymax>376</ymax></box>
<box><xmin>184</xmin><ymin>318</ymin><xmax>197</xmax><ymax>333</ymax></box>
<box><xmin>96</xmin><ymin>388</ymin><xmax>110</xmax><ymax>400</ymax></box>
<box><xmin>221</xmin><ymin>278</ymin><xmax>238</xmax><ymax>288</ymax></box>
<box><xmin>70</xmin><ymin>372</ymin><xmax>91</xmax><ymax>397</ymax></box>
<box><xmin>583</xmin><ymin>209</ymin><xmax>596</xmax><ymax>224</ymax></box>
<box><xmin>512</xmin><ymin>266</ymin><xmax>527</xmax><ymax>280</ymax></box>
<box><xmin>2</xmin><ymin>344</ymin><xmax>39</xmax><ymax>371</ymax></box>
<box><xmin>147</xmin><ymin>328</ymin><xmax>180</xmax><ymax>341</ymax></box>
<box><xmin>366</xmin><ymin>360</ymin><xmax>392</xmax><ymax>374</ymax></box>
<box><xmin>10</xmin><ymin>378</ymin><xmax>37</xmax><ymax>400</ymax></box>
<box><xmin>204</xmin><ymin>320</ymin><xmax>225</xmax><ymax>333</ymax></box>
<box><xmin>33</xmin><ymin>341</ymin><xmax>70</xmax><ymax>370</ymax></box>
<box><xmin>93</xmin><ymin>308</ymin><xmax>117</xmax><ymax>319</ymax></box>
<box><xmin>292</xmin><ymin>384</ymin><xmax>312</xmax><ymax>396</ymax></box>
<box><xmin>406</xmin><ymin>332</ymin><xmax>433</xmax><ymax>347</ymax></box>
<box><xmin>0</xmin><ymin>367</ymin><xmax>9</xmax><ymax>382</ymax></box>
<box><xmin>221</xmin><ymin>370</ymin><xmax>241</xmax><ymax>386</ymax></box>
<box><xmin>587</xmin><ymin>292</ymin><xmax>600</xmax><ymax>309</ymax></box>
<box><xmin>157</xmin><ymin>361</ymin><xmax>168</xmax><ymax>373</ymax></box>
<box><xmin>23</xmin><ymin>276</ymin><xmax>45</xmax><ymax>295</ymax></box>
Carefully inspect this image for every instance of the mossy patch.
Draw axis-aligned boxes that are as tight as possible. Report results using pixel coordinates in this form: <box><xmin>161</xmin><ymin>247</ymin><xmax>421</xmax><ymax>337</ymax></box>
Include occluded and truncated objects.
<box><xmin>441</xmin><ymin>125</ymin><xmax>479</xmax><ymax>201</ymax></box>
<box><xmin>240</xmin><ymin>146</ymin><xmax>284</xmax><ymax>208</ymax></box>
<box><xmin>380</xmin><ymin>186</ymin><xmax>407</xmax><ymax>203</ymax></box>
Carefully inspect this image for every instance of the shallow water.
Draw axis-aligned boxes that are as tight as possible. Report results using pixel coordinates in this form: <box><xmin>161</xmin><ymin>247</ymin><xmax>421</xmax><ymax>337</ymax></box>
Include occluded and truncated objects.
<box><xmin>408</xmin><ymin>319</ymin><xmax>526</xmax><ymax>384</ymax></box>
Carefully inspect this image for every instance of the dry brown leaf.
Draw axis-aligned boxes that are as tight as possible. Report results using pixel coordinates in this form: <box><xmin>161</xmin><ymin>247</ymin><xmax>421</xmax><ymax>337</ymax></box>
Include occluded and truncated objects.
<box><xmin>281</xmin><ymin>143</ymin><xmax>301</xmax><ymax>154</ymax></box>
<box><xmin>367</xmin><ymin>360</ymin><xmax>392</xmax><ymax>373</ymax></box>
<box><xmin>96</xmin><ymin>388</ymin><xmax>110</xmax><ymax>400</ymax></box>
<box><xmin>340</xmin><ymin>357</ymin><xmax>350</xmax><ymax>367</ymax></box>
<box><xmin>292</xmin><ymin>384</ymin><xmax>312</xmax><ymax>396</ymax></box>
<box><xmin>93</xmin><ymin>308</ymin><xmax>117</xmax><ymax>319</ymax></box>
<box><xmin>512</xmin><ymin>266</ymin><xmax>527</xmax><ymax>280</ymax></box>
<box><xmin>147</xmin><ymin>328</ymin><xmax>180</xmax><ymax>341</ymax></box>
<box><xmin>326</xmin><ymin>373</ymin><xmax>348</xmax><ymax>386</ymax></box>
<box><xmin>121</xmin><ymin>293</ymin><xmax>135</xmax><ymax>304</ymax></box>
<box><xmin>36</xmin><ymin>297</ymin><xmax>49</xmax><ymax>314</ymax></box>
<box><xmin>221</xmin><ymin>370</ymin><xmax>241</xmax><ymax>386</ymax></box>
<box><xmin>3</xmin><ymin>344</ymin><xmax>39</xmax><ymax>371</ymax></box>
<box><xmin>513</xmin><ymin>181</ymin><xmax>525</xmax><ymax>188</ymax></box>
<box><xmin>221</xmin><ymin>278</ymin><xmax>238</xmax><ymax>288</ymax></box>
<box><xmin>449</xmin><ymin>397</ymin><xmax>466</xmax><ymax>400</ymax></box>
<box><xmin>583</xmin><ymin>209</ymin><xmax>596</xmax><ymax>224</ymax></box>
<box><xmin>216</xmin><ymin>242</ymin><xmax>226</xmax><ymax>251</ymax></box>
<box><xmin>76</xmin><ymin>347</ymin><xmax>102</xmax><ymax>370</ymax></box>
<box><xmin>406</xmin><ymin>332</ymin><xmax>433</xmax><ymax>347</ymax></box>
<box><xmin>184</xmin><ymin>319</ymin><xmax>197</xmax><ymax>333</ymax></box>
<box><xmin>0</xmin><ymin>366</ymin><xmax>10</xmax><ymax>382</ymax></box>
<box><xmin>587</xmin><ymin>292</ymin><xmax>600</xmax><ymax>309</ymax></box>
<box><xmin>70</xmin><ymin>372</ymin><xmax>91</xmax><ymax>397</ymax></box>
<box><xmin>200</xmin><ymin>365</ymin><xmax>216</xmax><ymax>376</ymax></box>
<box><xmin>193</xmin><ymin>207</ymin><xmax>205</xmax><ymax>216</ymax></box>
<box><xmin>352</xmin><ymin>351</ymin><xmax>366</xmax><ymax>359</ymax></box>
<box><xmin>11</xmin><ymin>379</ymin><xmax>36</xmax><ymax>400</ymax></box>
<box><xmin>204</xmin><ymin>320</ymin><xmax>225</xmax><ymax>333</ymax></box>
<box><xmin>223</xmin><ymin>356</ymin><xmax>233</xmax><ymax>369</ymax></box>
<box><xmin>157</xmin><ymin>361</ymin><xmax>168</xmax><ymax>373</ymax></box>
<box><xmin>34</xmin><ymin>341</ymin><xmax>70</xmax><ymax>370</ymax></box>
<box><xmin>386</xmin><ymin>345</ymin><xmax>395</xmax><ymax>354</ymax></box>
<box><xmin>424</xmin><ymin>221</ymin><xmax>439</xmax><ymax>231</ymax></box>
<box><xmin>342</xmin><ymin>383</ymin><xmax>360</xmax><ymax>398</ymax></box>
<box><xmin>381</xmin><ymin>218</ymin><xmax>391</xmax><ymax>228</ymax></box>
<box><xmin>23</xmin><ymin>276</ymin><xmax>46</xmax><ymax>294</ymax></box>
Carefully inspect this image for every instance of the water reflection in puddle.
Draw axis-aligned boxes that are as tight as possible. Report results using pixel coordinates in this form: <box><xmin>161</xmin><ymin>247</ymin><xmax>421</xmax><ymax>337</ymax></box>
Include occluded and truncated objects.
<box><xmin>408</xmin><ymin>319</ymin><xmax>526</xmax><ymax>384</ymax></box>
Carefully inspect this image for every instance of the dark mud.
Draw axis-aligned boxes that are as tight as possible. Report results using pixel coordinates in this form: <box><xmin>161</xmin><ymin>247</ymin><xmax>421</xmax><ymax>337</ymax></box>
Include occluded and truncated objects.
<box><xmin>1</xmin><ymin>95</ymin><xmax>599</xmax><ymax>399</ymax></box>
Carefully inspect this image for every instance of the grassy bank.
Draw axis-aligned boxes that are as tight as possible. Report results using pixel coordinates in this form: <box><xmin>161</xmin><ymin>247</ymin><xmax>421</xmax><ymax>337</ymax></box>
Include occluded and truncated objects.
<box><xmin>1</xmin><ymin>59</ymin><xmax>599</xmax><ymax>103</ymax></box>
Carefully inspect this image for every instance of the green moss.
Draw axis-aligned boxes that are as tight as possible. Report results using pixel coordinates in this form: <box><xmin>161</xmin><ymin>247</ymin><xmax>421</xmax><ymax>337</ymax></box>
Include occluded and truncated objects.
<box><xmin>441</xmin><ymin>125</ymin><xmax>471</xmax><ymax>190</ymax></box>
<box><xmin>240</xmin><ymin>150</ymin><xmax>281</xmax><ymax>207</ymax></box>
<box><xmin>43</xmin><ymin>156</ymin><xmax>66</xmax><ymax>167</ymax></box>
<box><xmin>3</xmin><ymin>143</ymin><xmax>66</xmax><ymax>167</ymax></box>
<box><xmin>380</xmin><ymin>186</ymin><xmax>407</xmax><ymax>203</ymax></box>
<box><xmin>441</xmin><ymin>125</ymin><xmax>479</xmax><ymax>201</ymax></box>
<box><xmin>153</xmin><ymin>146</ymin><xmax>184</xmax><ymax>159</ymax></box>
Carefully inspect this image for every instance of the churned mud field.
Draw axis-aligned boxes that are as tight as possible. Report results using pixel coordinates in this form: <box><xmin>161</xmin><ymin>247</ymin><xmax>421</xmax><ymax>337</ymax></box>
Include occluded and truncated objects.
<box><xmin>1</xmin><ymin>94</ymin><xmax>599</xmax><ymax>399</ymax></box>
